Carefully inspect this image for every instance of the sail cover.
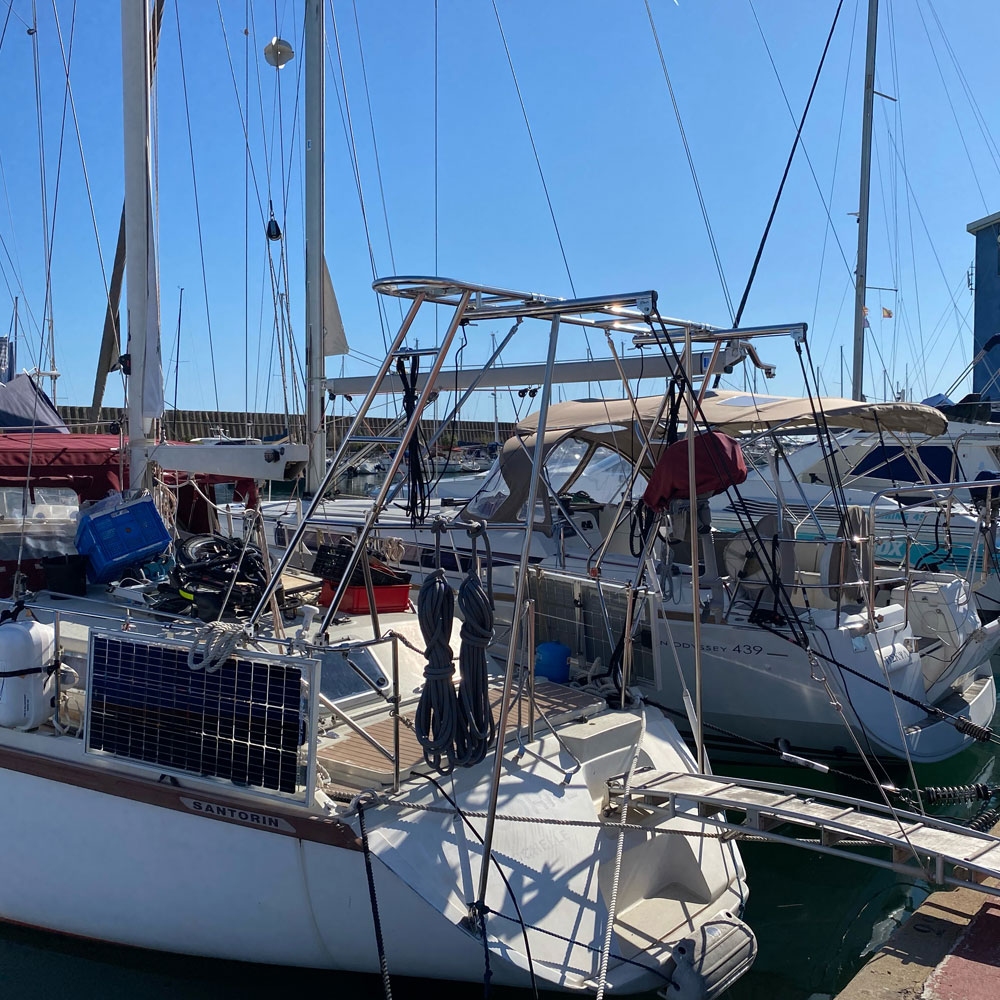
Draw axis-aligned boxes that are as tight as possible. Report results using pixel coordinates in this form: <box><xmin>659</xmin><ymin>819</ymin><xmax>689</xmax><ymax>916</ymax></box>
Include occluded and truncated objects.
<box><xmin>521</xmin><ymin>390</ymin><xmax>949</xmax><ymax>438</ymax></box>
<box><xmin>0</xmin><ymin>375</ymin><xmax>68</xmax><ymax>433</ymax></box>
<box><xmin>643</xmin><ymin>432</ymin><xmax>748</xmax><ymax>510</ymax></box>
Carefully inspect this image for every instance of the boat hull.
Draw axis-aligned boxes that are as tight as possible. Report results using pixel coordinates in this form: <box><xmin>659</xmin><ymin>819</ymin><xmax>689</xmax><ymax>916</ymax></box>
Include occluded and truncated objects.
<box><xmin>643</xmin><ymin>615</ymin><xmax>997</xmax><ymax>764</ymax></box>
<box><xmin>0</xmin><ymin>710</ymin><xmax>753</xmax><ymax>995</ymax></box>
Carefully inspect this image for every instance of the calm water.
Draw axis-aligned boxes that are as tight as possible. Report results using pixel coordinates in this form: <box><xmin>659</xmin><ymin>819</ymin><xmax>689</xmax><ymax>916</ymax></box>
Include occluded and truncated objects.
<box><xmin>4</xmin><ymin>700</ymin><xmax>996</xmax><ymax>1000</ymax></box>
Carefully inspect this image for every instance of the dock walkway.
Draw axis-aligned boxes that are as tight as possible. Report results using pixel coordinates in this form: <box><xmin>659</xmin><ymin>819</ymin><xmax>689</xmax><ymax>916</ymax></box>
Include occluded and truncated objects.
<box><xmin>837</xmin><ymin>819</ymin><xmax>1000</xmax><ymax>1000</ymax></box>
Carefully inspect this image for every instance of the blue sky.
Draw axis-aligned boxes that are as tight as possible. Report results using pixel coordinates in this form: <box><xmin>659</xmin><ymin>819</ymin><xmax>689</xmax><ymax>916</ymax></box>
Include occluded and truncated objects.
<box><xmin>0</xmin><ymin>0</ymin><xmax>997</xmax><ymax>425</ymax></box>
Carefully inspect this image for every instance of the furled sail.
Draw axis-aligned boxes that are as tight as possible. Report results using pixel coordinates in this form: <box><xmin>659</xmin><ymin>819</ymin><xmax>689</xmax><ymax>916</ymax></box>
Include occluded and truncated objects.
<box><xmin>323</xmin><ymin>256</ymin><xmax>349</xmax><ymax>356</ymax></box>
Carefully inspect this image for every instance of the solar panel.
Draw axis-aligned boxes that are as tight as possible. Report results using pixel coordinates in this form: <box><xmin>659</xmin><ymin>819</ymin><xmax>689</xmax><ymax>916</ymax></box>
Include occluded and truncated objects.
<box><xmin>85</xmin><ymin>632</ymin><xmax>319</xmax><ymax>802</ymax></box>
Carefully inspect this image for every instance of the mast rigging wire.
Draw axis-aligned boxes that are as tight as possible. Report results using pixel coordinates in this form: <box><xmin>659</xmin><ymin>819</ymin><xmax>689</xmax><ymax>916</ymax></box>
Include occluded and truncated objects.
<box><xmin>351</xmin><ymin>0</ymin><xmax>403</xmax><ymax>321</ymax></box>
<box><xmin>490</xmin><ymin>4</ymin><xmax>622</xmax><ymax>414</ymax></box>
<box><xmin>48</xmin><ymin>2</ymin><xmax>127</xmax><ymax>399</ymax></box>
<box><xmin>30</xmin><ymin>0</ymin><xmax>57</xmax><ymax>391</ymax></box>
<box><xmin>914</xmin><ymin>2</ymin><xmax>987</xmax><ymax>210</ymax></box>
<box><xmin>0</xmin><ymin>0</ymin><xmax>18</xmax><ymax>50</ymax></box>
<box><xmin>491</xmin><ymin>0</ymin><xmax>576</xmax><ymax>297</ymax></box>
<box><xmin>244</xmin><ymin>0</ymin><xmax>250</xmax><ymax>430</ymax></box>
<box><xmin>732</xmin><ymin>0</ymin><xmax>845</xmax><ymax>327</ymax></box>
<box><xmin>925</xmin><ymin>0</ymin><xmax>1000</xmax><ymax>182</ymax></box>
<box><xmin>748</xmin><ymin>0</ymin><xmax>857</xmax><ymax>289</ymax></box>
<box><xmin>175</xmin><ymin>3</ymin><xmax>222</xmax><ymax>410</ymax></box>
<box><xmin>812</xmin><ymin>0</ymin><xmax>860</xmax><ymax>363</ymax></box>
<box><xmin>644</xmin><ymin>0</ymin><xmax>734</xmax><ymax>323</ymax></box>
<box><xmin>327</xmin><ymin>0</ymin><xmax>390</xmax><ymax>352</ymax></box>
<box><xmin>272</xmin><ymin>6</ymin><xmax>304</xmax><ymax>421</ymax></box>
<box><xmin>216</xmin><ymin>1</ymin><xmax>270</xmax><ymax>224</ymax></box>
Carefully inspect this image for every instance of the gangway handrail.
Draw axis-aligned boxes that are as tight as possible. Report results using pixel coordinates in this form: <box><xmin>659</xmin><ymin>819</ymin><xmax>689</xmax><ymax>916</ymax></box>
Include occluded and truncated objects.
<box><xmin>609</xmin><ymin>769</ymin><xmax>1000</xmax><ymax>895</ymax></box>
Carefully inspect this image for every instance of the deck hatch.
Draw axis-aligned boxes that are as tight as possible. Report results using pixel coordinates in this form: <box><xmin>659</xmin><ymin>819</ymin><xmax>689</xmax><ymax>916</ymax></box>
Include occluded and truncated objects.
<box><xmin>85</xmin><ymin>632</ymin><xmax>319</xmax><ymax>803</ymax></box>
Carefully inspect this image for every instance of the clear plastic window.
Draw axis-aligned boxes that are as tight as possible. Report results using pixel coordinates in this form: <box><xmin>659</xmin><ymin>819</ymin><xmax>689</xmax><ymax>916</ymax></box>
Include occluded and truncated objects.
<box><xmin>0</xmin><ymin>487</ymin><xmax>79</xmax><ymax>520</ymax></box>
<box><xmin>464</xmin><ymin>462</ymin><xmax>511</xmax><ymax>520</ymax></box>
<box><xmin>543</xmin><ymin>438</ymin><xmax>588</xmax><ymax>492</ymax></box>
<box><xmin>567</xmin><ymin>446</ymin><xmax>643</xmax><ymax>504</ymax></box>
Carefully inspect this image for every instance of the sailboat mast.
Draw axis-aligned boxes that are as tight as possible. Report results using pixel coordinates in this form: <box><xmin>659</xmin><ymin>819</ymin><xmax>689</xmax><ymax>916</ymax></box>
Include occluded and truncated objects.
<box><xmin>121</xmin><ymin>0</ymin><xmax>156</xmax><ymax>488</ymax></box>
<box><xmin>304</xmin><ymin>0</ymin><xmax>326</xmax><ymax>494</ymax></box>
<box><xmin>851</xmin><ymin>0</ymin><xmax>879</xmax><ymax>402</ymax></box>
<box><xmin>10</xmin><ymin>296</ymin><xmax>16</xmax><ymax>382</ymax></box>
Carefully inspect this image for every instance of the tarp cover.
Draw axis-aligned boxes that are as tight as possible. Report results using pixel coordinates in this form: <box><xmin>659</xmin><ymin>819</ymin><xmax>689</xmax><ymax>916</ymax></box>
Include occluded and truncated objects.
<box><xmin>643</xmin><ymin>432</ymin><xmax>747</xmax><ymax>510</ymax></box>
<box><xmin>0</xmin><ymin>374</ymin><xmax>68</xmax><ymax>433</ymax></box>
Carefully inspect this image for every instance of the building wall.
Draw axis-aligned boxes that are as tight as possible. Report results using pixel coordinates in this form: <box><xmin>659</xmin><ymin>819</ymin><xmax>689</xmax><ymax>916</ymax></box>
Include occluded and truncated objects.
<box><xmin>972</xmin><ymin>218</ymin><xmax>1000</xmax><ymax>398</ymax></box>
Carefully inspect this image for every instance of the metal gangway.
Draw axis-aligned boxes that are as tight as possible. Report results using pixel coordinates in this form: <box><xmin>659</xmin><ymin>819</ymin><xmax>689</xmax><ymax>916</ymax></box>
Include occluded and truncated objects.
<box><xmin>608</xmin><ymin>771</ymin><xmax>1000</xmax><ymax>895</ymax></box>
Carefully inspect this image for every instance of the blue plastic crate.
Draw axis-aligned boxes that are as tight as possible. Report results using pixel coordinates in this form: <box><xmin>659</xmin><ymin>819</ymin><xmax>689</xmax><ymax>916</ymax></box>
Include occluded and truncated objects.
<box><xmin>75</xmin><ymin>494</ymin><xmax>171</xmax><ymax>583</ymax></box>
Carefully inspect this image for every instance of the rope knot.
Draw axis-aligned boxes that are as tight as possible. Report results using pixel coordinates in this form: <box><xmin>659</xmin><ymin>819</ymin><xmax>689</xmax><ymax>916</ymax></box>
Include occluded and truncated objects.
<box><xmin>187</xmin><ymin>621</ymin><xmax>247</xmax><ymax>673</ymax></box>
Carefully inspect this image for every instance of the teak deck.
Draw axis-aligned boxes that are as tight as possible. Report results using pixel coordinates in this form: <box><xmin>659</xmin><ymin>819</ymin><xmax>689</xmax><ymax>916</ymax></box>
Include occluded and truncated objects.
<box><xmin>318</xmin><ymin>679</ymin><xmax>604</xmax><ymax>786</ymax></box>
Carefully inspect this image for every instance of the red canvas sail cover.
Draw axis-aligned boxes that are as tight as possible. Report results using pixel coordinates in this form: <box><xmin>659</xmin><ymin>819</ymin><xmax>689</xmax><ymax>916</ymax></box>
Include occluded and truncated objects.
<box><xmin>0</xmin><ymin>434</ymin><xmax>125</xmax><ymax>501</ymax></box>
<box><xmin>0</xmin><ymin>434</ymin><xmax>259</xmax><ymax>506</ymax></box>
<box><xmin>642</xmin><ymin>431</ymin><xmax>747</xmax><ymax>511</ymax></box>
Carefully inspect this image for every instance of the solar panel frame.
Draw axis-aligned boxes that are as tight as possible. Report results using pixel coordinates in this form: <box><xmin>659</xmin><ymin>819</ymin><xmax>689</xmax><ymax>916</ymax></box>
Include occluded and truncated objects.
<box><xmin>84</xmin><ymin>631</ymin><xmax>320</xmax><ymax>805</ymax></box>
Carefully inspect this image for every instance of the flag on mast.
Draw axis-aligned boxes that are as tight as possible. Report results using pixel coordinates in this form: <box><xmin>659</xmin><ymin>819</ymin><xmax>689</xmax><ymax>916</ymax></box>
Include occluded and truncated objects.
<box><xmin>882</xmin><ymin>306</ymin><xmax>893</xmax><ymax>319</ymax></box>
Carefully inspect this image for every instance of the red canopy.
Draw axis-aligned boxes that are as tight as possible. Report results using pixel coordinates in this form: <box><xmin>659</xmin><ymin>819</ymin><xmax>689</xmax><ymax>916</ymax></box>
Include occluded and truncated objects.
<box><xmin>0</xmin><ymin>434</ymin><xmax>125</xmax><ymax>501</ymax></box>
<box><xmin>642</xmin><ymin>431</ymin><xmax>748</xmax><ymax>511</ymax></box>
<box><xmin>0</xmin><ymin>434</ymin><xmax>259</xmax><ymax>507</ymax></box>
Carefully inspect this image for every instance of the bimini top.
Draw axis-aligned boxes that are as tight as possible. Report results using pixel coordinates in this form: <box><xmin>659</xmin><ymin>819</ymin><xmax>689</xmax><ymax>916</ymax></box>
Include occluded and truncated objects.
<box><xmin>515</xmin><ymin>389</ymin><xmax>948</xmax><ymax>438</ymax></box>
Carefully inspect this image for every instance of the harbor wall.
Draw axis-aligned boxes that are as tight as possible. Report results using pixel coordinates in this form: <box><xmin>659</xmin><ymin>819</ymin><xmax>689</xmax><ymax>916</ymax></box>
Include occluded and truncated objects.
<box><xmin>57</xmin><ymin>407</ymin><xmax>513</xmax><ymax>447</ymax></box>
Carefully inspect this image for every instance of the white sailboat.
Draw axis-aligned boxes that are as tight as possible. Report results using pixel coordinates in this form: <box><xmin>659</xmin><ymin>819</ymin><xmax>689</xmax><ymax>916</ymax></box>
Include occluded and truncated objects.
<box><xmin>243</xmin><ymin>321</ymin><xmax>1000</xmax><ymax>765</ymax></box>
<box><xmin>0</xmin><ymin>4</ymin><xmax>757</xmax><ymax>993</ymax></box>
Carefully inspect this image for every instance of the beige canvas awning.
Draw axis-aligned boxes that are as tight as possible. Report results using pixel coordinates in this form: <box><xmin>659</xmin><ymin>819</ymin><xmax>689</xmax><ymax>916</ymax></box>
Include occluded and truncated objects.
<box><xmin>516</xmin><ymin>389</ymin><xmax>948</xmax><ymax>438</ymax></box>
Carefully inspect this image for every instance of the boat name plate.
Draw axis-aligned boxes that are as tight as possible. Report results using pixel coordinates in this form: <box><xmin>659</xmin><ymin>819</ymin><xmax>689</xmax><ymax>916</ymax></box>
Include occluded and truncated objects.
<box><xmin>180</xmin><ymin>796</ymin><xmax>296</xmax><ymax>832</ymax></box>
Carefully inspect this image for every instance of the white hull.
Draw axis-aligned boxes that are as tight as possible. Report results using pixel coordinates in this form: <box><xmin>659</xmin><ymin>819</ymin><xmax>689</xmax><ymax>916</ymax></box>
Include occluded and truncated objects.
<box><xmin>533</xmin><ymin>569</ymin><xmax>1000</xmax><ymax>765</ymax></box>
<box><xmin>645</xmin><ymin>616</ymin><xmax>997</xmax><ymax>763</ymax></box>
<box><xmin>0</xmin><ymin>609</ymin><xmax>754</xmax><ymax>995</ymax></box>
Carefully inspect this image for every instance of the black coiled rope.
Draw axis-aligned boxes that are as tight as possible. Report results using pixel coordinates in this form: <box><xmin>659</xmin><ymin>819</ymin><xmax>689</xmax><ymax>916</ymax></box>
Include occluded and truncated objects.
<box><xmin>455</xmin><ymin>528</ymin><xmax>496</xmax><ymax>767</ymax></box>
<box><xmin>415</xmin><ymin>522</ymin><xmax>499</xmax><ymax>773</ymax></box>
<box><xmin>414</xmin><ymin>523</ymin><xmax>457</xmax><ymax>772</ymax></box>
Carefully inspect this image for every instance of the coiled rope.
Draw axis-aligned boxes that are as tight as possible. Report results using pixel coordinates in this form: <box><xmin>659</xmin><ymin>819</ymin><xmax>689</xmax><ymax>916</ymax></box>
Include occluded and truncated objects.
<box><xmin>414</xmin><ymin>522</ymin><xmax>457</xmax><ymax>772</ymax></box>
<box><xmin>454</xmin><ymin>527</ymin><xmax>496</xmax><ymax>767</ymax></box>
<box><xmin>187</xmin><ymin>621</ymin><xmax>246</xmax><ymax>672</ymax></box>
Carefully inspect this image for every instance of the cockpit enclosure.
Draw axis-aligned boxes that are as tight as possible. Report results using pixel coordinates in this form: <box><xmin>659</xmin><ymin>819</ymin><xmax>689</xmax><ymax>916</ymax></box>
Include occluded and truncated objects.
<box><xmin>461</xmin><ymin>388</ymin><xmax>952</xmax><ymax>577</ymax></box>
<box><xmin>461</xmin><ymin>429</ymin><xmax>645</xmax><ymax>533</ymax></box>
